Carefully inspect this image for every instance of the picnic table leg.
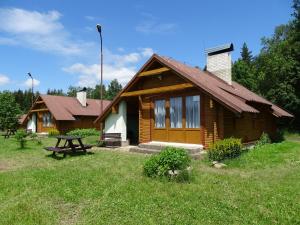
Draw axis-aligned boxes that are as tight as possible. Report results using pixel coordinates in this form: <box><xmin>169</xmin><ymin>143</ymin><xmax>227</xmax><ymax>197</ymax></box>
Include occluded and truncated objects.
<box><xmin>68</xmin><ymin>140</ymin><xmax>76</xmax><ymax>153</ymax></box>
<box><xmin>55</xmin><ymin>138</ymin><xmax>61</xmax><ymax>147</ymax></box>
<box><xmin>78</xmin><ymin>138</ymin><xmax>87</xmax><ymax>153</ymax></box>
<box><xmin>63</xmin><ymin>140</ymin><xmax>68</xmax><ymax>148</ymax></box>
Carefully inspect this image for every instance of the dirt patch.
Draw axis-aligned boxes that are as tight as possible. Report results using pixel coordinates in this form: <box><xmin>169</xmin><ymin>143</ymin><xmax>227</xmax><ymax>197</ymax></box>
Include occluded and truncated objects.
<box><xmin>0</xmin><ymin>162</ymin><xmax>10</xmax><ymax>171</ymax></box>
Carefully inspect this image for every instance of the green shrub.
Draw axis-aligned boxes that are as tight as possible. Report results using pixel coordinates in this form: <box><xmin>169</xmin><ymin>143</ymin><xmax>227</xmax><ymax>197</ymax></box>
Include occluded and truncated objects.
<box><xmin>255</xmin><ymin>132</ymin><xmax>271</xmax><ymax>148</ymax></box>
<box><xmin>30</xmin><ymin>133</ymin><xmax>42</xmax><ymax>145</ymax></box>
<box><xmin>208</xmin><ymin>138</ymin><xmax>242</xmax><ymax>161</ymax></box>
<box><xmin>271</xmin><ymin>129</ymin><xmax>285</xmax><ymax>143</ymax></box>
<box><xmin>144</xmin><ymin>155</ymin><xmax>160</xmax><ymax>177</ymax></box>
<box><xmin>14</xmin><ymin>129</ymin><xmax>27</xmax><ymax>149</ymax></box>
<box><xmin>67</xmin><ymin>128</ymin><xmax>99</xmax><ymax>138</ymax></box>
<box><xmin>143</xmin><ymin>147</ymin><xmax>191</xmax><ymax>181</ymax></box>
<box><xmin>97</xmin><ymin>140</ymin><xmax>105</xmax><ymax>147</ymax></box>
<box><xmin>48</xmin><ymin>128</ymin><xmax>60</xmax><ymax>137</ymax></box>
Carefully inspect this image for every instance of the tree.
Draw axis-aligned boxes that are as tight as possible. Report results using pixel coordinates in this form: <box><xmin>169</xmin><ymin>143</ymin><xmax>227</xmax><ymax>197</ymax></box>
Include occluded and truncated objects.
<box><xmin>232</xmin><ymin>43</ymin><xmax>257</xmax><ymax>91</ymax></box>
<box><xmin>105</xmin><ymin>79</ymin><xmax>122</xmax><ymax>100</ymax></box>
<box><xmin>67</xmin><ymin>86</ymin><xmax>80</xmax><ymax>97</ymax></box>
<box><xmin>240</xmin><ymin>42</ymin><xmax>253</xmax><ymax>65</ymax></box>
<box><xmin>232</xmin><ymin>59</ymin><xmax>257</xmax><ymax>91</ymax></box>
<box><xmin>91</xmin><ymin>84</ymin><xmax>107</xmax><ymax>99</ymax></box>
<box><xmin>232</xmin><ymin>1</ymin><xmax>300</xmax><ymax>130</ymax></box>
<box><xmin>47</xmin><ymin>89</ymin><xmax>65</xmax><ymax>96</ymax></box>
<box><xmin>0</xmin><ymin>92</ymin><xmax>22</xmax><ymax>130</ymax></box>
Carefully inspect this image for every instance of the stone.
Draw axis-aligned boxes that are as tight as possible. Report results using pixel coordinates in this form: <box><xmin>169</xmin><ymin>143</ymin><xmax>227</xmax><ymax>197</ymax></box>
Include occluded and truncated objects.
<box><xmin>213</xmin><ymin>162</ymin><xmax>227</xmax><ymax>169</ymax></box>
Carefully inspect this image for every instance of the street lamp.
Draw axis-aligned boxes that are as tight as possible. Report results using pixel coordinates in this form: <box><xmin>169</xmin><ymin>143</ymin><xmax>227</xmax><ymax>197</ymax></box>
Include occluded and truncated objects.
<box><xmin>27</xmin><ymin>72</ymin><xmax>34</xmax><ymax>107</ymax></box>
<box><xmin>96</xmin><ymin>24</ymin><xmax>103</xmax><ymax>128</ymax></box>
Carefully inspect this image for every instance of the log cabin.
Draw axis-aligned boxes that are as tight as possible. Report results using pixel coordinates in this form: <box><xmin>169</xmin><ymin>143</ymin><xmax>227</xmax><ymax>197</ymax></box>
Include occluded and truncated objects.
<box><xmin>22</xmin><ymin>88</ymin><xmax>110</xmax><ymax>134</ymax></box>
<box><xmin>95</xmin><ymin>43</ymin><xmax>293</xmax><ymax>149</ymax></box>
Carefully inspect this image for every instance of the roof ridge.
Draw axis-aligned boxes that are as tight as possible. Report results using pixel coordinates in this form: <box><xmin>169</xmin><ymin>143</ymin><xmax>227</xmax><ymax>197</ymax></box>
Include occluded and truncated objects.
<box><xmin>41</xmin><ymin>94</ymin><xmax>110</xmax><ymax>102</ymax></box>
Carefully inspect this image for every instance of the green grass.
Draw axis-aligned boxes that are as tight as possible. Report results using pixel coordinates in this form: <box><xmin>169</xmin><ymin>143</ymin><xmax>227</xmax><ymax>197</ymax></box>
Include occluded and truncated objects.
<box><xmin>0</xmin><ymin>137</ymin><xmax>299</xmax><ymax>225</ymax></box>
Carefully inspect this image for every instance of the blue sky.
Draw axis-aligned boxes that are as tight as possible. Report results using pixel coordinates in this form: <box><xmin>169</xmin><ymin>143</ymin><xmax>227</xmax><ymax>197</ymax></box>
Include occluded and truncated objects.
<box><xmin>0</xmin><ymin>0</ymin><xmax>293</xmax><ymax>93</ymax></box>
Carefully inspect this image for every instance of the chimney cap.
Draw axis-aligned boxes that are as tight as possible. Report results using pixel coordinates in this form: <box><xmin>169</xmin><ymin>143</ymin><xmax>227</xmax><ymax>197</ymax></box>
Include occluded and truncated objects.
<box><xmin>205</xmin><ymin>43</ymin><xmax>234</xmax><ymax>56</ymax></box>
<box><xmin>79</xmin><ymin>87</ymin><xmax>87</xmax><ymax>92</ymax></box>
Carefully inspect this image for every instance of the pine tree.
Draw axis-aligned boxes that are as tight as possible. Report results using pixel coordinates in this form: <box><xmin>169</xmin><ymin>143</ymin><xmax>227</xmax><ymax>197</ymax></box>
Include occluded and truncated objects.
<box><xmin>240</xmin><ymin>42</ymin><xmax>253</xmax><ymax>65</ymax></box>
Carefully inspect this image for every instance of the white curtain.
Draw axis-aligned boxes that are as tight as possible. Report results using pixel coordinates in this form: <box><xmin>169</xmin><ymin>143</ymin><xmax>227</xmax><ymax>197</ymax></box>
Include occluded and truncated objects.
<box><xmin>155</xmin><ymin>100</ymin><xmax>165</xmax><ymax>128</ymax></box>
<box><xmin>170</xmin><ymin>97</ymin><xmax>182</xmax><ymax>128</ymax></box>
<box><xmin>43</xmin><ymin>112</ymin><xmax>53</xmax><ymax>127</ymax></box>
<box><xmin>186</xmin><ymin>95</ymin><xmax>200</xmax><ymax>128</ymax></box>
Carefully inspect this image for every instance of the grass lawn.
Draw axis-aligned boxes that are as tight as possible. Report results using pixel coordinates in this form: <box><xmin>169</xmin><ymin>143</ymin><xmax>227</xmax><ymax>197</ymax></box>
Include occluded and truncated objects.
<box><xmin>0</xmin><ymin>136</ymin><xmax>299</xmax><ymax>225</ymax></box>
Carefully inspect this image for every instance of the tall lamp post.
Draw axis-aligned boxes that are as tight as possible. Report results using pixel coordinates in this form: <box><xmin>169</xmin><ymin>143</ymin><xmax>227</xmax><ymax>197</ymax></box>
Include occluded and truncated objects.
<box><xmin>96</xmin><ymin>24</ymin><xmax>103</xmax><ymax>130</ymax></box>
<box><xmin>27</xmin><ymin>72</ymin><xmax>34</xmax><ymax>107</ymax></box>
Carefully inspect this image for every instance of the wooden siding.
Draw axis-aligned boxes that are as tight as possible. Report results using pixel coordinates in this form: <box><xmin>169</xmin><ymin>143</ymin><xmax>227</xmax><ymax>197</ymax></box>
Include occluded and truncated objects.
<box><xmin>36</xmin><ymin>111</ymin><xmax>57</xmax><ymax>133</ymax></box>
<box><xmin>223</xmin><ymin>107</ymin><xmax>276</xmax><ymax>143</ymax></box>
<box><xmin>56</xmin><ymin>117</ymin><xmax>100</xmax><ymax>134</ymax></box>
<box><xmin>139</xmin><ymin>97</ymin><xmax>151</xmax><ymax>143</ymax></box>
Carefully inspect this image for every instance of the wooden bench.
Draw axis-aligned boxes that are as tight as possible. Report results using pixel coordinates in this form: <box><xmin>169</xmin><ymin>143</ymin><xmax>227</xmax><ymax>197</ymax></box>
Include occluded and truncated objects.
<box><xmin>102</xmin><ymin>133</ymin><xmax>122</xmax><ymax>148</ymax></box>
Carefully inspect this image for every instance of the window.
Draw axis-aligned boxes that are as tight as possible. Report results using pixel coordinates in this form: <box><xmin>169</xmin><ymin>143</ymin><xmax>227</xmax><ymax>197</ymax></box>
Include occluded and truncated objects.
<box><xmin>170</xmin><ymin>97</ymin><xmax>182</xmax><ymax>128</ymax></box>
<box><xmin>186</xmin><ymin>95</ymin><xmax>200</xmax><ymax>128</ymax></box>
<box><xmin>43</xmin><ymin>112</ymin><xmax>53</xmax><ymax>127</ymax></box>
<box><xmin>154</xmin><ymin>100</ymin><xmax>165</xmax><ymax>128</ymax></box>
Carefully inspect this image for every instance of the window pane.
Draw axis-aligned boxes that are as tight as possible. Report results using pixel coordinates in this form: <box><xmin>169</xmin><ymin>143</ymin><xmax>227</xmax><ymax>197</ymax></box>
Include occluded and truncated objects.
<box><xmin>186</xmin><ymin>95</ymin><xmax>200</xmax><ymax>128</ymax></box>
<box><xmin>43</xmin><ymin>113</ymin><xmax>47</xmax><ymax>127</ymax></box>
<box><xmin>47</xmin><ymin>113</ymin><xmax>53</xmax><ymax>127</ymax></box>
<box><xmin>43</xmin><ymin>112</ymin><xmax>53</xmax><ymax>127</ymax></box>
<box><xmin>154</xmin><ymin>100</ymin><xmax>165</xmax><ymax>128</ymax></box>
<box><xmin>170</xmin><ymin>97</ymin><xmax>182</xmax><ymax>128</ymax></box>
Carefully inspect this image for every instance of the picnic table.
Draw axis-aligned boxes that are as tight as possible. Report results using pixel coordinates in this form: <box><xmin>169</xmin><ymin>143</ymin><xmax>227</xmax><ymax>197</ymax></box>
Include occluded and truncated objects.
<box><xmin>1</xmin><ymin>129</ymin><xmax>16</xmax><ymax>139</ymax></box>
<box><xmin>44</xmin><ymin>135</ymin><xmax>92</xmax><ymax>157</ymax></box>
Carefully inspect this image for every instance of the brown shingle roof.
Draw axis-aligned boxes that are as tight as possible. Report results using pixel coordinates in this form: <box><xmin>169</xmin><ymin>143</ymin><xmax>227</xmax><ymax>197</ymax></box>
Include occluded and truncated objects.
<box><xmin>95</xmin><ymin>54</ymin><xmax>293</xmax><ymax>122</ymax></box>
<box><xmin>159</xmin><ymin>55</ymin><xmax>293</xmax><ymax>117</ymax></box>
<box><xmin>39</xmin><ymin>95</ymin><xmax>111</xmax><ymax>121</ymax></box>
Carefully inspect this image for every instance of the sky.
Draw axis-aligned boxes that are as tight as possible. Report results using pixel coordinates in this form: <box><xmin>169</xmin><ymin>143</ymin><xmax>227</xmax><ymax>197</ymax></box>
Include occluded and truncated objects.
<box><xmin>0</xmin><ymin>0</ymin><xmax>293</xmax><ymax>93</ymax></box>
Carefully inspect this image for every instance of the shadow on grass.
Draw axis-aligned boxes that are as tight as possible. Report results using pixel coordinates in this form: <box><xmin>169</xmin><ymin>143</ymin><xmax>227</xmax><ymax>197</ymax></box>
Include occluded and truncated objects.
<box><xmin>46</xmin><ymin>151</ymin><xmax>95</xmax><ymax>160</ymax></box>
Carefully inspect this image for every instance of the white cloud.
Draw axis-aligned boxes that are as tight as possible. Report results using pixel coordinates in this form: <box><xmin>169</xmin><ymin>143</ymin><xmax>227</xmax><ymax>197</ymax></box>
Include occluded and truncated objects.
<box><xmin>85</xmin><ymin>16</ymin><xmax>95</xmax><ymax>21</ymax></box>
<box><xmin>0</xmin><ymin>8</ymin><xmax>93</xmax><ymax>55</ymax></box>
<box><xmin>62</xmin><ymin>48</ymin><xmax>154</xmax><ymax>87</ymax></box>
<box><xmin>0</xmin><ymin>74</ymin><xmax>10</xmax><ymax>85</ymax></box>
<box><xmin>24</xmin><ymin>78</ymin><xmax>40</xmax><ymax>88</ymax></box>
<box><xmin>136</xmin><ymin>13</ymin><xmax>177</xmax><ymax>34</ymax></box>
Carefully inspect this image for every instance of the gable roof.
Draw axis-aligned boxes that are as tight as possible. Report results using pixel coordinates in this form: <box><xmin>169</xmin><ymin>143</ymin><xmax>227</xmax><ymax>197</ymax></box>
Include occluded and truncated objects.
<box><xmin>23</xmin><ymin>95</ymin><xmax>111</xmax><ymax>124</ymax></box>
<box><xmin>95</xmin><ymin>54</ymin><xmax>293</xmax><ymax>122</ymax></box>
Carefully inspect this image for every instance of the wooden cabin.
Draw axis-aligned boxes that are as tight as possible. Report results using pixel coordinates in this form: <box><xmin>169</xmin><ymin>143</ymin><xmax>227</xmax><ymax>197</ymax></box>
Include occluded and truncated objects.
<box><xmin>95</xmin><ymin>44</ymin><xmax>293</xmax><ymax>148</ymax></box>
<box><xmin>22</xmin><ymin>89</ymin><xmax>110</xmax><ymax>134</ymax></box>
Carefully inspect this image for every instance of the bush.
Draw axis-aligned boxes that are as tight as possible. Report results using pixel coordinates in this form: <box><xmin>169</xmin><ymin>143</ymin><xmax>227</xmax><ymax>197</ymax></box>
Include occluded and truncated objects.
<box><xmin>48</xmin><ymin>128</ymin><xmax>60</xmax><ymax>137</ymax></box>
<box><xmin>30</xmin><ymin>133</ymin><xmax>42</xmax><ymax>145</ymax></box>
<box><xmin>144</xmin><ymin>155</ymin><xmax>160</xmax><ymax>177</ymax></box>
<box><xmin>271</xmin><ymin>129</ymin><xmax>285</xmax><ymax>143</ymax></box>
<box><xmin>255</xmin><ymin>132</ymin><xmax>271</xmax><ymax>148</ymax></box>
<box><xmin>67</xmin><ymin>128</ymin><xmax>99</xmax><ymax>138</ymax></box>
<box><xmin>15</xmin><ymin>129</ymin><xmax>27</xmax><ymax>149</ymax></box>
<box><xmin>143</xmin><ymin>147</ymin><xmax>191</xmax><ymax>182</ymax></box>
<box><xmin>208</xmin><ymin>138</ymin><xmax>242</xmax><ymax>161</ymax></box>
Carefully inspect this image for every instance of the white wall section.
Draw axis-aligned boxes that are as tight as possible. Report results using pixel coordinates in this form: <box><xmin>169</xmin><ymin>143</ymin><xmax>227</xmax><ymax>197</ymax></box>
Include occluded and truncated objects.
<box><xmin>27</xmin><ymin>113</ymin><xmax>37</xmax><ymax>133</ymax></box>
<box><xmin>104</xmin><ymin>101</ymin><xmax>127</xmax><ymax>141</ymax></box>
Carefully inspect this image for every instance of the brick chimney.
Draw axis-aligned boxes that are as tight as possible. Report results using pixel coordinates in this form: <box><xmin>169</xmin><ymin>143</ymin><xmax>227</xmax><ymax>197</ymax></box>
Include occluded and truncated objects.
<box><xmin>77</xmin><ymin>87</ymin><xmax>87</xmax><ymax>107</ymax></box>
<box><xmin>205</xmin><ymin>43</ymin><xmax>234</xmax><ymax>85</ymax></box>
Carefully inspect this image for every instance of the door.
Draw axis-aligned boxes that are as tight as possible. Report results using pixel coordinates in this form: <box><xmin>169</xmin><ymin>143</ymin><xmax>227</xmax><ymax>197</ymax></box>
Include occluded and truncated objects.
<box><xmin>151</xmin><ymin>99</ymin><xmax>168</xmax><ymax>142</ymax></box>
<box><xmin>150</xmin><ymin>94</ymin><xmax>203</xmax><ymax>144</ymax></box>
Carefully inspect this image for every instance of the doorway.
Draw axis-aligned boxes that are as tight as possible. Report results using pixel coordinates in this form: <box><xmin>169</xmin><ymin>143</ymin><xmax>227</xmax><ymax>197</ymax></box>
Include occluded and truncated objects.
<box><xmin>126</xmin><ymin>98</ymin><xmax>139</xmax><ymax>145</ymax></box>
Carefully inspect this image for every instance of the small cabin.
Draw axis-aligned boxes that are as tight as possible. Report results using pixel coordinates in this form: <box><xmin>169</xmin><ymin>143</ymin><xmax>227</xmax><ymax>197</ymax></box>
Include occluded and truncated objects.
<box><xmin>22</xmin><ymin>89</ymin><xmax>110</xmax><ymax>134</ymax></box>
<box><xmin>95</xmin><ymin>44</ymin><xmax>293</xmax><ymax>148</ymax></box>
